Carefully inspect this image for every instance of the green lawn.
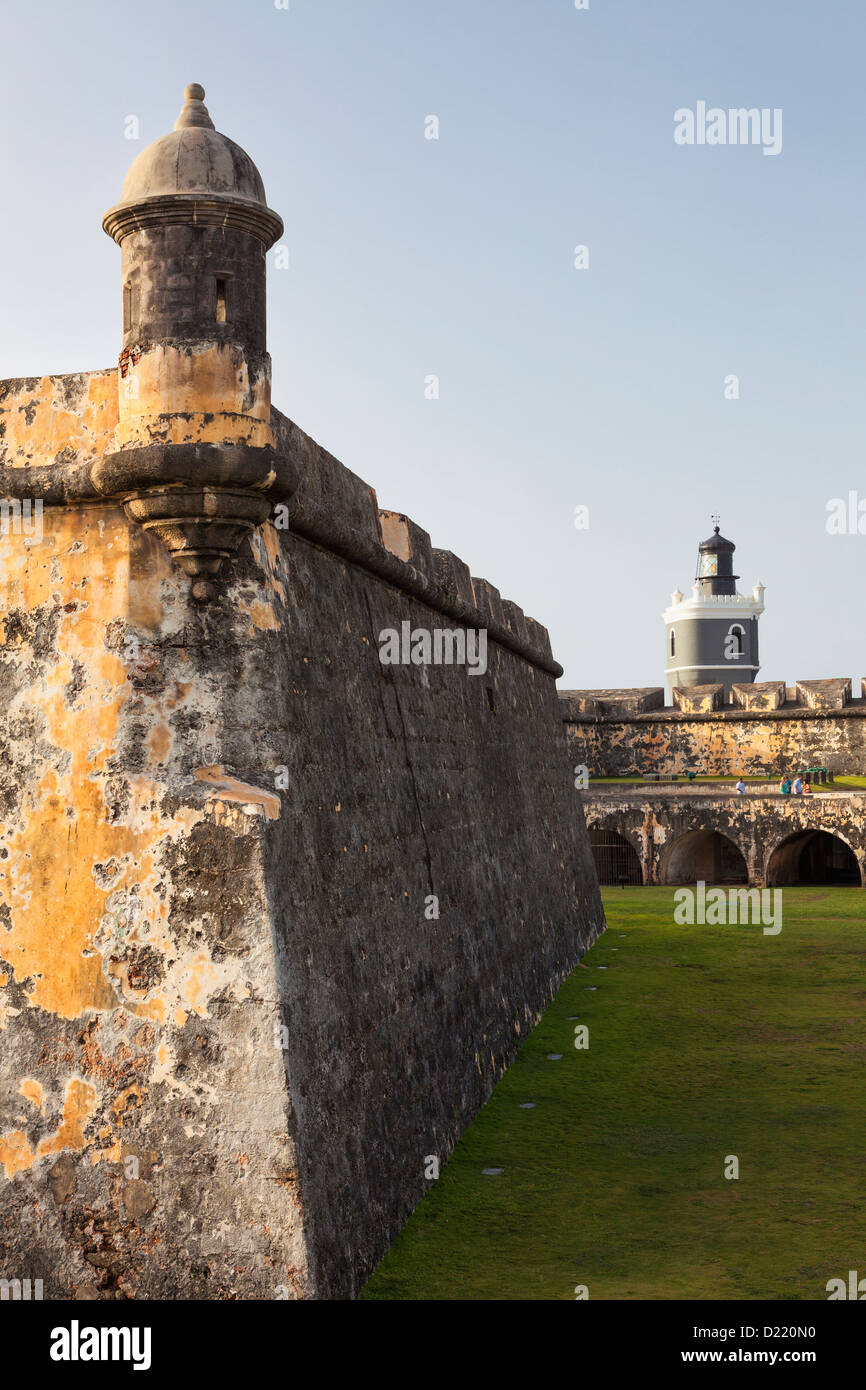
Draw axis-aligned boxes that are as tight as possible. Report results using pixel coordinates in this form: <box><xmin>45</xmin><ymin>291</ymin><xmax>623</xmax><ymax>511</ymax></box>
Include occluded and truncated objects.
<box><xmin>361</xmin><ymin>886</ymin><xmax>866</xmax><ymax>1301</ymax></box>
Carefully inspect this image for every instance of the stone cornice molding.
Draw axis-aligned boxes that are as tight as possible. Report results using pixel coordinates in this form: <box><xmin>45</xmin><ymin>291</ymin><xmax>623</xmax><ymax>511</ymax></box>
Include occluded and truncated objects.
<box><xmin>102</xmin><ymin>194</ymin><xmax>284</xmax><ymax>249</ymax></box>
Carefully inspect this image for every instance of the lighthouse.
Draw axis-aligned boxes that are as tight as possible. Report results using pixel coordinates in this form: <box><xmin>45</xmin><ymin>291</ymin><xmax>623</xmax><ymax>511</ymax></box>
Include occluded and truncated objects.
<box><xmin>663</xmin><ymin>524</ymin><xmax>765</xmax><ymax>702</ymax></box>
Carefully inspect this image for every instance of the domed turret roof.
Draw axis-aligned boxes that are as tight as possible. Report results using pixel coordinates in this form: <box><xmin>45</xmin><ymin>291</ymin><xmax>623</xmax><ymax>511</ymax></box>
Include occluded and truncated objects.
<box><xmin>103</xmin><ymin>85</ymin><xmax>282</xmax><ymax>247</ymax></box>
<box><xmin>119</xmin><ymin>85</ymin><xmax>268</xmax><ymax>206</ymax></box>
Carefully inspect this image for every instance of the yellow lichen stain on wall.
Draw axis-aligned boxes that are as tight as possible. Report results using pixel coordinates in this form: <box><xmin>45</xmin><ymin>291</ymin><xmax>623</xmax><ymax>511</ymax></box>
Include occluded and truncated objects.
<box><xmin>114</xmin><ymin>344</ymin><xmax>272</xmax><ymax>451</ymax></box>
<box><xmin>252</xmin><ymin>522</ymin><xmax>288</xmax><ymax>604</ymax></box>
<box><xmin>91</xmin><ymin>1140</ymin><xmax>124</xmax><ymax>1167</ymax></box>
<box><xmin>0</xmin><ymin>1130</ymin><xmax>33</xmax><ymax>1179</ymax></box>
<box><xmin>37</xmin><ymin>1079</ymin><xmax>98</xmax><ymax>1158</ymax></box>
<box><xmin>0</xmin><ymin>371</ymin><xmax>118</xmax><ymax>472</ymax></box>
<box><xmin>0</xmin><ymin>506</ymin><xmax>206</xmax><ymax>1022</ymax></box>
<box><xmin>238</xmin><ymin>524</ymin><xmax>288</xmax><ymax>632</ymax></box>
<box><xmin>19</xmin><ymin>1079</ymin><xmax>43</xmax><ymax>1109</ymax></box>
<box><xmin>119</xmin><ymin>409</ymin><xmax>273</xmax><ymax>450</ymax></box>
<box><xmin>0</xmin><ymin>1078</ymin><xmax>98</xmax><ymax>1179</ymax></box>
<box><xmin>237</xmin><ymin>596</ymin><xmax>281</xmax><ymax>632</ymax></box>
<box><xmin>0</xmin><ymin>507</ymin><xmax>131</xmax><ymax>1019</ymax></box>
<box><xmin>112</xmin><ymin>1084</ymin><xmax>143</xmax><ymax>1119</ymax></box>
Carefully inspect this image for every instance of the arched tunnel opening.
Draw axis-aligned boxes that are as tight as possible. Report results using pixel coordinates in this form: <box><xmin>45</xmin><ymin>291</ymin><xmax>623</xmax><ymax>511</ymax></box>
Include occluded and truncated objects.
<box><xmin>588</xmin><ymin>829</ymin><xmax>642</xmax><ymax>885</ymax></box>
<box><xmin>766</xmin><ymin>831</ymin><xmax>862</xmax><ymax>886</ymax></box>
<box><xmin>662</xmin><ymin>829</ymin><xmax>748</xmax><ymax>886</ymax></box>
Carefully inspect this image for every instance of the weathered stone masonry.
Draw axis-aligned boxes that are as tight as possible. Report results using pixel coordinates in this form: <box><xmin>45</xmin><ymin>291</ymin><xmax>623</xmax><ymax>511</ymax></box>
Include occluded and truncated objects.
<box><xmin>563</xmin><ymin>684</ymin><xmax>866</xmax><ymax>891</ymax></box>
<box><xmin>582</xmin><ymin>785</ymin><xmax>866</xmax><ymax>887</ymax></box>
<box><xmin>0</xmin><ymin>88</ymin><xmax>604</xmax><ymax>1300</ymax></box>
<box><xmin>561</xmin><ymin>683</ymin><xmax>866</xmax><ymax>779</ymax></box>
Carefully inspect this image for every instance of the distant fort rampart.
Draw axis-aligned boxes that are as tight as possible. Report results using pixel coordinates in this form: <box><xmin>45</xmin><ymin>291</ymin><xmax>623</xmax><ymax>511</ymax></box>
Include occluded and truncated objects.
<box><xmin>561</xmin><ymin>680</ymin><xmax>866</xmax><ymax>779</ymax></box>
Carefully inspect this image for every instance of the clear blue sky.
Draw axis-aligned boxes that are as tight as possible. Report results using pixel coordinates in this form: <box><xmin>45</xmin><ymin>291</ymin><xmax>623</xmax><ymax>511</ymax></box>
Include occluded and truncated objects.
<box><xmin>1</xmin><ymin>0</ymin><xmax>863</xmax><ymax>690</ymax></box>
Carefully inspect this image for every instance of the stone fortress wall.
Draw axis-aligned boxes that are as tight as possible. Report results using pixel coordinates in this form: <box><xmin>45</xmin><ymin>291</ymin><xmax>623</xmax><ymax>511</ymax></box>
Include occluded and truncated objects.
<box><xmin>0</xmin><ymin>368</ymin><xmax>604</xmax><ymax>1299</ymax></box>
<box><xmin>561</xmin><ymin>680</ymin><xmax>866</xmax><ymax>779</ymax></box>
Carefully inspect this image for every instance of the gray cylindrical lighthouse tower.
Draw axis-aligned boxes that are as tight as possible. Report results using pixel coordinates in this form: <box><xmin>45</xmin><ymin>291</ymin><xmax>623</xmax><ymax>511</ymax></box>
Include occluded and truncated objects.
<box><xmin>663</xmin><ymin>524</ymin><xmax>765</xmax><ymax>701</ymax></box>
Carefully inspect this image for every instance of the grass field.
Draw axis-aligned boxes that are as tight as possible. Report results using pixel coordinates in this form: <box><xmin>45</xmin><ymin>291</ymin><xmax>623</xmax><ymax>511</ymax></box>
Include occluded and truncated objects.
<box><xmin>361</xmin><ymin>886</ymin><xmax>866</xmax><ymax>1301</ymax></box>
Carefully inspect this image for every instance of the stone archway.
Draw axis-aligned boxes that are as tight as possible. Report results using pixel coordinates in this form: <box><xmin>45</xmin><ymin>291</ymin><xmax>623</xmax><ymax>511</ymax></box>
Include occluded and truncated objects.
<box><xmin>765</xmin><ymin>830</ymin><xmax>863</xmax><ymax>887</ymax></box>
<box><xmin>587</xmin><ymin>827</ymin><xmax>643</xmax><ymax>885</ymax></box>
<box><xmin>660</xmin><ymin>828</ymin><xmax>749</xmax><ymax>886</ymax></box>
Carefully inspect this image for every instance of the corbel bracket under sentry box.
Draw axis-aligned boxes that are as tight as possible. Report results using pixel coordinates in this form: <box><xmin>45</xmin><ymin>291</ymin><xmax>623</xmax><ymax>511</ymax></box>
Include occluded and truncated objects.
<box><xmin>90</xmin><ymin>441</ymin><xmax>297</xmax><ymax>602</ymax></box>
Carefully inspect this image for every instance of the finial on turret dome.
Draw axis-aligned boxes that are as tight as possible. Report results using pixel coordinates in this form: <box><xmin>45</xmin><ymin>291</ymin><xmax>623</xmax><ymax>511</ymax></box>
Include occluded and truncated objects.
<box><xmin>174</xmin><ymin>83</ymin><xmax>215</xmax><ymax>131</ymax></box>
